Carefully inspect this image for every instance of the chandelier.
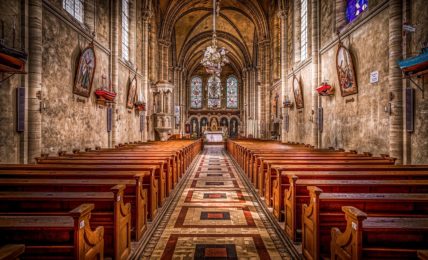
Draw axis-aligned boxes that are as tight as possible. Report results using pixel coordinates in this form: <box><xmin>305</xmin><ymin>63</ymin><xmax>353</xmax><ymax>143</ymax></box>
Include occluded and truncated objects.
<box><xmin>201</xmin><ymin>0</ymin><xmax>229</xmax><ymax>75</ymax></box>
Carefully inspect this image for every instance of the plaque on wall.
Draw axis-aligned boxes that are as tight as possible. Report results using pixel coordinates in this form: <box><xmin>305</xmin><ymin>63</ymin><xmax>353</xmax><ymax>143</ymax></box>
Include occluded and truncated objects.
<box><xmin>16</xmin><ymin>87</ymin><xmax>25</xmax><ymax>132</ymax></box>
<box><xmin>73</xmin><ymin>43</ymin><xmax>96</xmax><ymax>98</ymax></box>
<box><xmin>107</xmin><ymin>107</ymin><xmax>112</xmax><ymax>133</ymax></box>
<box><xmin>406</xmin><ymin>88</ymin><xmax>414</xmax><ymax>132</ymax></box>
<box><xmin>284</xmin><ymin>114</ymin><xmax>289</xmax><ymax>133</ymax></box>
<box><xmin>140</xmin><ymin>114</ymin><xmax>145</xmax><ymax>132</ymax></box>
<box><xmin>318</xmin><ymin>107</ymin><xmax>323</xmax><ymax>133</ymax></box>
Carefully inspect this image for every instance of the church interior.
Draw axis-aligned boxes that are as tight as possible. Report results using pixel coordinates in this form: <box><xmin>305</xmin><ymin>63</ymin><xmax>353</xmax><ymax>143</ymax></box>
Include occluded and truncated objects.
<box><xmin>0</xmin><ymin>0</ymin><xmax>428</xmax><ymax>259</ymax></box>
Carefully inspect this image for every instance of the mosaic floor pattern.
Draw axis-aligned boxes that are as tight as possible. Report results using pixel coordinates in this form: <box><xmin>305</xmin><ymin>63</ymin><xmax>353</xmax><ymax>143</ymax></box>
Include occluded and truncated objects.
<box><xmin>139</xmin><ymin>145</ymin><xmax>293</xmax><ymax>259</ymax></box>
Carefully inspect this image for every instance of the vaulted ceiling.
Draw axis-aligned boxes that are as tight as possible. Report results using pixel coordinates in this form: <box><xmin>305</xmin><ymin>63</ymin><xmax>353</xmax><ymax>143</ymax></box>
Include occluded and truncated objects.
<box><xmin>158</xmin><ymin>0</ymin><xmax>270</xmax><ymax>78</ymax></box>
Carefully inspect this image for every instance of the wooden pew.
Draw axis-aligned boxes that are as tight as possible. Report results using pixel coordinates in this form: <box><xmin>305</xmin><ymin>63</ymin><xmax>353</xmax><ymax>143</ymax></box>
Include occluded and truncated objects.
<box><xmin>35</xmin><ymin>158</ymin><xmax>169</xmax><ymax>206</ymax></box>
<box><xmin>255</xmin><ymin>156</ymin><xmax>392</xmax><ymax>195</ymax></box>
<box><xmin>301</xmin><ymin>187</ymin><xmax>428</xmax><ymax>260</ymax></box>
<box><xmin>0</xmin><ymin>244</ymin><xmax>25</xmax><ymax>260</ymax></box>
<box><xmin>418</xmin><ymin>250</ymin><xmax>428</xmax><ymax>260</ymax></box>
<box><xmin>331</xmin><ymin>206</ymin><xmax>428</xmax><ymax>260</ymax></box>
<box><xmin>0</xmin><ymin>185</ymin><xmax>131</xmax><ymax>260</ymax></box>
<box><xmin>0</xmin><ymin>204</ymin><xmax>104</xmax><ymax>260</ymax></box>
<box><xmin>0</xmin><ymin>178</ymin><xmax>148</xmax><ymax>241</ymax></box>
<box><xmin>283</xmin><ymin>176</ymin><xmax>428</xmax><ymax>241</ymax></box>
<box><xmin>0</xmin><ymin>165</ymin><xmax>159</xmax><ymax>220</ymax></box>
<box><xmin>270</xmin><ymin>165</ymin><xmax>428</xmax><ymax>220</ymax></box>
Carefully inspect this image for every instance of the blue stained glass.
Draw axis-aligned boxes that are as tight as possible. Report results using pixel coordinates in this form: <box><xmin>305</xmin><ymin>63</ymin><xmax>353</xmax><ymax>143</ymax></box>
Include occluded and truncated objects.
<box><xmin>346</xmin><ymin>0</ymin><xmax>368</xmax><ymax>23</ymax></box>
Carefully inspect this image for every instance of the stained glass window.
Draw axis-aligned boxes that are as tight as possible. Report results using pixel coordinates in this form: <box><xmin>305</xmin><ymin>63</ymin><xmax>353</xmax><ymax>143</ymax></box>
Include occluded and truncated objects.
<box><xmin>122</xmin><ymin>0</ymin><xmax>130</xmax><ymax>60</ymax></box>
<box><xmin>190</xmin><ymin>76</ymin><xmax>203</xmax><ymax>109</ymax></box>
<box><xmin>208</xmin><ymin>76</ymin><xmax>221</xmax><ymax>108</ymax></box>
<box><xmin>346</xmin><ymin>0</ymin><xmax>368</xmax><ymax>23</ymax></box>
<box><xmin>63</xmin><ymin>0</ymin><xmax>84</xmax><ymax>23</ymax></box>
<box><xmin>226</xmin><ymin>76</ymin><xmax>238</xmax><ymax>109</ymax></box>
<box><xmin>300</xmin><ymin>0</ymin><xmax>308</xmax><ymax>61</ymax></box>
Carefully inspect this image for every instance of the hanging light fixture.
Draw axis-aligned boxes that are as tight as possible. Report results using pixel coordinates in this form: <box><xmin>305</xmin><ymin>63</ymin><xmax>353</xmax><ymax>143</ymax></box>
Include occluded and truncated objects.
<box><xmin>201</xmin><ymin>0</ymin><xmax>229</xmax><ymax>75</ymax></box>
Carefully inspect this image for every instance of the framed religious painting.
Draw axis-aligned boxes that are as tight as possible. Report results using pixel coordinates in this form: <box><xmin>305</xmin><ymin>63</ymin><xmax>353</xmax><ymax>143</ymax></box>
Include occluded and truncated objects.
<box><xmin>126</xmin><ymin>76</ymin><xmax>137</xmax><ymax>109</ymax></box>
<box><xmin>292</xmin><ymin>75</ymin><xmax>304</xmax><ymax>109</ymax></box>
<box><xmin>336</xmin><ymin>44</ymin><xmax>358</xmax><ymax>97</ymax></box>
<box><xmin>73</xmin><ymin>44</ymin><xmax>96</xmax><ymax>97</ymax></box>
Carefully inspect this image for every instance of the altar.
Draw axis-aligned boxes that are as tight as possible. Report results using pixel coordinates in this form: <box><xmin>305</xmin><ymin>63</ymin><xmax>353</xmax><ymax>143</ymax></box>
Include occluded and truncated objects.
<box><xmin>204</xmin><ymin>131</ymin><xmax>224</xmax><ymax>142</ymax></box>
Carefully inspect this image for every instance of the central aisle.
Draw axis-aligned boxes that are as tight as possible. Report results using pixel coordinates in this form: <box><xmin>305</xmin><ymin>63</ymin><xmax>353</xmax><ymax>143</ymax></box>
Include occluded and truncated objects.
<box><xmin>139</xmin><ymin>145</ymin><xmax>293</xmax><ymax>259</ymax></box>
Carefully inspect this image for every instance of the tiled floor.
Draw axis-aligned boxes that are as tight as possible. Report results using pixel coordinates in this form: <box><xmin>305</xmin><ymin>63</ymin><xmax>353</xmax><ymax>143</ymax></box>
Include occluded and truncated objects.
<box><xmin>140</xmin><ymin>145</ymin><xmax>292</xmax><ymax>259</ymax></box>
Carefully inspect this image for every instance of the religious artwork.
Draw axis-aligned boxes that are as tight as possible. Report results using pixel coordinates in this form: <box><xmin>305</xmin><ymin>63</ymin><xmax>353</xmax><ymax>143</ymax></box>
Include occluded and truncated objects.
<box><xmin>336</xmin><ymin>44</ymin><xmax>358</xmax><ymax>97</ymax></box>
<box><xmin>190</xmin><ymin>76</ymin><xmax>203</xmax><ymax>109</ymax></box>
<box><xmin>229</xmin><ymin>118</ymin><xmax>239</xmax><ymax>138</ymax></box>
<box><xmin>226</xmin><ymin>76</ymin><xmax>238</xmax><ymax>108</ymax></box>
<box><xmin>210</xmin><ymin>117</ymin><xmax>219</xmax><ymax>131</ymax></box>
<box><xmin>73</xmin><ymin>44</ymin><xmax>96</xmax><ymax>97</ymax></box>
<box><xmin>190</xmin><ymin>118</ymin><xmax>199</xmax><ymax>135</ymax></box>
<box><xmin>200</xmin><ymin>117</ymin><xmax>208</xmax><ymax>132</ymax></box>
<box><xmin>175</xmin><ymin>106</ymin><xmax>180</xmax><ymax>129</ymax></box>
<box><xmin>346</xmin><ymin>0</ymin><xmax>368</xmax><ymax>23</ymax></box>
<box><xmin>220</xmin><ymin>117</ymin><xmax>228</xmax><ymax>127</ymax></box>
<box><xmin>207</xmin><ymin>75</ymin><xmax>221</xmax><ymax>108</ymax></box>
<box><xmin>126</xmin><ymin>76</ymin><xmax>137</xmax><ymax>109</ymax></box>
<box><xmin>292</xmin><ymin>75</ymin><xmax>304</xmax><ymax>109</ymax></box>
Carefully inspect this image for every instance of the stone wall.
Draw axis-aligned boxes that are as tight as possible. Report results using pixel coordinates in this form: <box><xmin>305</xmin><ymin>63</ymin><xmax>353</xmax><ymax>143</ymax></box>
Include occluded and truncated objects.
<box><xmin>284</xmin><ymin>0</ymin><xmax>428</xmax><ymax>164</ymax></box>
<box><xmin>0</xmin><ymin>1</ymin><xmax>24</xmax><ymax>163</ymax></box>
<box><xmin>0</xmin><ymin>0</ymin><xmax>150</xmax><ymax>163</ymax></box>
<box><xmin>410</xmin><ymin>0</ymin><xmax>428</xmax><ymax>164</ymax></box>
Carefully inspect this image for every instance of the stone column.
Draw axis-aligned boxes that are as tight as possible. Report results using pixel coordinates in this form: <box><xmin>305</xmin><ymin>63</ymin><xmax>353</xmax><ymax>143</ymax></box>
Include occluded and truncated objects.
<box><xmin>141</xmin><ymin>10</ymin><xmax>152</xmax><ymax>142</ymax></box>
<box><xmin>242</xmin><ymin>68</ymin><xmax>248</xmax><ymax>136</ymax></box>
<box><xmin>28</xmin><ymin>0</ymin><xmax>42</xmax><ymax>163</ymax></box>
<box><xmin>111</xmin><ymin>0</ymin><xmax>119</xmax><ymax>147</ymax></box>
<box><xmin>388</xmin><ymin>0</ymin><xmax>403</xmax><ymax>164</ymax></box>
<box><xmin>311</xmin><ymin>0</ymin><xmax>319</xmax><ymax>147</ymax></box>
<box><xmin>279</xmin><ymin>10</ymin><xmax>288</xmax><ymax>143</ymax></box>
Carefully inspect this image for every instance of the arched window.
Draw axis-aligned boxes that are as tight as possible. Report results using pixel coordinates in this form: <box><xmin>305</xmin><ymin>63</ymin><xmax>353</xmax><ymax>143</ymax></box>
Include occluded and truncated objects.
<box><xmin>226</xmin><ymin>76</ymin><xmax>238</xmax><ymax>109</ymax></box>
<box><xmin>63</xmin><ymin>0</ymin><xmax>84</xmax><ymax>23</ymax></box>
<box><xmin>300</xmin><ymin>0</ymin><xmax>308</xmax><ymax>60</ymax></box>
<box><xmin>190</xmin><ymin>76</ymin><xmax>203</xmax><ymax>109</ymax></box>
<box><xmin>207</xmin><ymin>75</ymin><xmax>221</xmax><ymax>108</ymax></box>
<box><xmin>122</xmin><ymin>0</ymin><xmax>130</xmax><ymax>60</ymax></box>
<box><xmin>346</xmin><ymin>0</ymin><xmax>368</xmax><ymax>23</ymax></box>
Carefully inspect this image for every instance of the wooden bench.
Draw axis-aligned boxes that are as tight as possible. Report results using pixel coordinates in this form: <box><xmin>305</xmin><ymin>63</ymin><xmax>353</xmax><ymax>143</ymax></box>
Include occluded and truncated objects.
<box><xmin>0</xmin><ymin>178</ymin><xmax>148</xmax><ymax>241</ymax></box>
<box><xmin>270</xmin><ymin>166</ymin><xmax>428</xmax><ymax>220</ymax></box>
<box><xmin>418</xmin><ymin>250</ymin><xmax>428</xmax><ymax>260</ymax></box>
<box><xmin>0</xmin><ymin>185</ymin><xmax>131</xmax><ymax>260</ymax></box>
<box><xmin>331</xmin><ymin>206</ymin><xmax>428</xmax><ymax>260</ymax></box>
<box><xmin>0</xmin><ymin>204</ymin><xmax>104</xmax><ymax>260</ymax></box>
<box><xmin>0</xmin><ymin>244</ymin><xmax>25</xmax><ymax>260</ymax></box>
<box><xmin>301</xmin><ymin>187</ymin><xmax>428</xmax><ymax>260</ymax></box>
<box><xmin>35</xmin><ymin>158</ymin><xmax>169</xmax><ymax>205</ymax></box>
<box><xmin>283</xmin><ymin>176</ymin><xmax>428</xmax><ymax>241</ymax></box>
<box><xmin>0</xmin><ymin>165</ymin><xmax>159</xmax><ymax>220</ymax></box>
<box><xmin>255</xmin><ymin>156</ymin><xmax>393</xmax><ymax>195</ymax></box>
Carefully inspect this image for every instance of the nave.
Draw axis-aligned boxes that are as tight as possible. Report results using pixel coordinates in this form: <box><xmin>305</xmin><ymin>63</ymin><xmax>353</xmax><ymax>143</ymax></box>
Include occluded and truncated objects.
<box><xmin>137</xmin><ymin>145</ymin><xmax>293</xmax><ymax>259</ymax></box>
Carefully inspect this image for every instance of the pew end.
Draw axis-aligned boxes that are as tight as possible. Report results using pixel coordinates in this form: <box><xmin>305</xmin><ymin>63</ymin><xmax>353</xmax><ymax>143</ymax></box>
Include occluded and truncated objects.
<box><xmin>330</xmin><ymin>206</ymin><xmax>368</xmax><ymax>260</ymax></box>
<box><xmin>0</xmin><ymin>244</ymin><xmax>25</xmax><ymax>260</ymax></box>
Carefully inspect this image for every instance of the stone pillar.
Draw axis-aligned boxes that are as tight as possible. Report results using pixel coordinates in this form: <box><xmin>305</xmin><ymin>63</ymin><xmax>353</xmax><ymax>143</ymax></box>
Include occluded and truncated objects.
<box><xmin>28</xmin><ymin>0</ymin><xmax>42</xmax><ymax>163</ymax></box>
<box><xmin>257</xmin><ymin>40</ymin><xmax>270</xmax><ymax>139</ymax></box>
<box><xmin>111</xmin><ymin>0</ymin><xmax>120</xmax><ymax>147</ymax></box>
<box><xmin>279</xmin><ymin>10</ymin><xmax>288</xmax><ymax>143</ymax></box>
<box><xmin>242</xmin><ymin>68</ymin><xmax>248</xmax><ymax>136</ymax></box>
<box><xmin>311</xmin><ymin>0</ymin><xmax>319</xmax><ymax>148</ymax></box>
<box><xmin>141</xmin><ymin>10</ymin><xmax>152</xmax><ymax>142</ymax></box>
<box><xmin>388</xmin><ymin>0</ymin><xmax>403</xmax><ymax>164</ymax></box>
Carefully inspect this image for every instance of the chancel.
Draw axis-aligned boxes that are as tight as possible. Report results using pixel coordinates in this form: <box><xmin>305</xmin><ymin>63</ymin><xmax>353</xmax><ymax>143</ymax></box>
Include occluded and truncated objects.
<box><xmin>0</xmin><ymin>0</ymin><xmax>428</xmax><ymax>259</ymax></box>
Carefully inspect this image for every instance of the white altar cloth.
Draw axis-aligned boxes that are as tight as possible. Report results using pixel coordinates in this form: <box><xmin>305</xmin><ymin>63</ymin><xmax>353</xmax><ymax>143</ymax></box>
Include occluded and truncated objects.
<box><xmin>204</xmin><ymin>131</ymin><xmax>224</xmax><ymax>142</ymax></box>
